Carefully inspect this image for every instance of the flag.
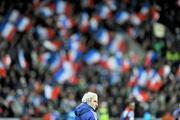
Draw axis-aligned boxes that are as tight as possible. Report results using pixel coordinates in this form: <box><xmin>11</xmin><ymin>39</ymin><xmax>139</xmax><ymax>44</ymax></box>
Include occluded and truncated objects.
<box><xmin>97</xmin><ymin>5</ymin><xmax>112</xmax><ymax>19</ymax></box>
<box><xmin>128</xmin><ymin>67</ymin><xmax>148</xmax><ymax>87</ymax></box>
<box><xmin>55</xmin><ymin>0</ymin><xmax>71</xmax><ymax>16</ymax></box>
<box><xmin>18</xmin><ymin>49</ymin><xmax>28</xmax><ymax>69</ymax></box>
<box><xmin>84</xmin><ymin>49</ymin><xmax>101</xmax><ymax>65</ymax></box>
<box><xmin>140</xmin><ymin>3</ymin><xmax>150</xmax><ymax>15</ymax></box>
<box><xmin>8</xmin><ymin>10</ymin><xmax>20</xmax><ymax>23</ymax></box>
<box><xmin>36</xmin><ymin>26</ymin><xmax>55</xmax><ymax>40</ymax></box>
<box><xmin>147</xmin><ymin>70</ymin><xmax>163</xmax><ymax>92</ymax></box>
<box><xmin>108</xmin><ymin>33</ymin><xmax>125</xmax><ymax>53</ymax></box>
<box><xmin>105</xmin><ymin>0</ymin><xmax>117</xmax><ymax>11</ymax></box>
<box><xmin>106</xmin><ymin>53</ymin><xmax>122</xmax><ymax>71</ymax></box>
<box><xmin>51</xmin><ymin>86</ymin><xmax>60</xmax><ymax>100</ymax></box>
<box><xmin>89</xmin><ymin>14</ymin><xmax>100</xmax><ymax>32</ymax></box>
<box><xmin>2</xmin><ymin>54</ymin><xmax>11</xmax><ymax>68</ymax></box>
<box><xmin>0</xmin><ymin>61</ymin><xmax>6</xmax><ymax>78</ymax></box>
<box><xmin>50</xmin><ymin>54</ymin><xmax>62</xmax><ymax>73</ymax></box>
<box><xmin>114</xmin><ymin>11</ymin><xmax>129</xmax><ymax>24</ymax></box>
<box><xmin>16</xmin><ymin>16</ymin><xmax>32</xmax><ymax>32</ymax></box>
<box><xmin>53</xmin><ymin>61</ymin><xmax>74</xmax><ymax>84</ymax></box>
<box><xmin>43</xmin><ymin>40</ymin><xmax>61</xmax><ymax>51</ymax></box>
<box><xmin>57</xmin><ymin>15</ymin><xmax>74</xmax><ymax>29</ymax></box>
<box><xmin>67</xmin><ymin>33</ymin><xmax>83</xmax><ymax>62</ymax></box>
<box><xmin>0</xmin><ymin>22</ymin><xmax>16</xmax><ymax>41</ymax></box>
<box><xmin>158</xmin><ymin>65</ymin><xmax>171</xmax><ymax>78</ymax></box>
<box><xmin>81</xmin><ymin>0</ymin><xmax>94</xmax><ymax>8</ymax></box>
<box><xmin>144</xmin><ymin>51</ymin><xmax>157</xmax><ymax>67</ymax></box>
<box><xmin>39</xmin><ymin>6</ymin><xmax>54</xmax><ymax>17</ymax></box>
<box><xmin>95</xmin><ymin>28</ymin><xmax>111</xmax><ymax>45</ymax></box>
<box><xmin>79</xmin><ymin>12</ymin><xmax>89</xmax><ymax>33</ymax></box>
<box><xmin>44</xmin><ymin>85</ymin><xmax>60</xmax><ymax>100</ymax></box>
<box><xmin>38</xmin><ymin>52</ymin><xmax>51</xmax><ymax>66</ymax></box>
<box><xmin>132</xmin><ymin>87</ymin><xmax>149</xmax><ymax>103</ymax></box>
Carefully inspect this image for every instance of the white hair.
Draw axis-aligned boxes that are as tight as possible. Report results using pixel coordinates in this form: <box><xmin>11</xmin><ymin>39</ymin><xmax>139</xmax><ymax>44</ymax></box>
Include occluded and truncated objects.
<box><xmin>81</xmin><ymin>92</ymin><xmax>97</xmax><ymax>103</ymax></box>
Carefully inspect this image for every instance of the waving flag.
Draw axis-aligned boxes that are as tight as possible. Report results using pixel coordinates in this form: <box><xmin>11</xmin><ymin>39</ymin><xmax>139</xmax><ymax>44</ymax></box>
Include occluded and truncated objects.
<box><xmin>36</xmin><ymin>26</ymin><xmax>55</xmax><ymax>40</ymax></box>
<box><xmin>57</xmin><ymin>15</ymin><xmax>74</xmax><ymax>29</ymax></box>
<box><xmin>79</xmin><ymin>12</ymin><xmax>89</xmax><ymax>33</ymax></box>
<box><xmin>2</xmin><ymin>54</ymin><xmax>11</xmax><ymax>68</ymax></box>
<box><xmin>53</xmin><ymin>61</ymin><xmax>75</xmax><ymax>84</ymax></box>
<box><xmin>0</xmin><ymin>22</ymin><xmax>16</xmax><ymax>41</ymax></box>
<box><xmin>16</xmin><ymin>16</ymin><xmax>32</xmax><ymax>32</ymax></box>
<box><xmin>140</xmin><ymin>3</ymin><xmax>150</xmax><ymax>15</ymax></box>
<box><xmin>147</xmin><ymin>70</ymin><xmax>162</xmax><ymax>92</ymax></box>
<box><xmin>67</xmin><ymin>33</ymin><xmax>83</xmax><ymax>62</ymax></box>
<box><xmin>97</xmin><ymin>5</ymin><xmax>112</xmax><ymax>19</ymax></box>
<box><xmin>43</xmin><ymin>40</ymin><xmax>61</xmax><ymax>51</ymax></box>
<box><xmin>84</xmin><ymin>49</ymin><xmax>101</xmax><ymax>65</ymax></box>
<box><xmin>144</xmin><ymin>51</ymin><xmax>157</xmax><ymax>67</ymax></box>
<box><xmin>44</xmin><ymin>85</ymin><xmax>60</xmax><ymax>100</ymax></box>
<box><xmin>8</xmin><ymin>10</ymin><xmax>20</xmax><ymax>23</ymax></box>
<box><xmin>108</xmin><ymin>33</ymin><xmax>125</xmax><ymax>53</ymax></box>
<box><xmin>89</xmin><ymin>15</ymin><xmax>100</xmax><ymax>32</ymax></box>
<box><xmin>132</xmin><ymin>87</ymin><xmax>149</xmax><ymax>103</ymax></box>
<box><xmin>95</xmin><ymin>28</ymin><xmax>111</xmax><ymax>45</ymax></box>
<box><xmin>105</xmin><ymin>0</ymin><xmax>117</xmax><ymax>11</ymax></box>
<box><xmin>107</xmin><ymin>52</ymin><xmax>122</xmax><ymax>71</ymax></box>
<box><xmin>158</xmin><ymin>65</ymin><xmax>171</xmax><ymax>78</ymax></box>
<box><xmin>38</xmin><ymin>52</ymin><xmax>51</xmax><ymax>66</ymax></box>
<box><xmin>50</xmin><ymin>54</ymin><xmax>62</xmax><ymax>73</ymax></box>
<box><xmin>55</xmin><ymin>0</ymin><xmax>71</xmax><ymax>16</ymax></box>
<box><xmin>81</xmin><ymin>0</ymin><xmax>94</xmax><ymax>8</ymax></box>
<box><xmin>18</xmin><ymin>49</ymin><xmax>28</xmax><ymax>69</ymax></box>
<box><xmin>128</xmin><ymin>67</ymin><xmax>148</xmax><ymax>87</ymax></box>
<box><xmin>39</xmin><ymin>6</ymin><xmax>54</xmax><ymax>17</ymax></box>
<box><xmin>0</xmin><ymin>61</ymin><xmax>6</xmax><ymax>78</ymax></box>
<box><xmin>114</xmin><ymin>11</ymin><xmax>129</xmax><ymax>24</ymax></box>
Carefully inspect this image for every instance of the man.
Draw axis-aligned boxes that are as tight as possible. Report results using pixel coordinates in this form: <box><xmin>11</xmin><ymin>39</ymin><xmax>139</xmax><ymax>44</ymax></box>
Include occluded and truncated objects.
<box><xmin>120</xmin><ymin>101</ymin><xmax>135</xmax><ymax>120</ymax></box>
<box><xmin>74</xmin><ymin>92</ymin><xmax>98</xmax><ymax>120</ymax></box>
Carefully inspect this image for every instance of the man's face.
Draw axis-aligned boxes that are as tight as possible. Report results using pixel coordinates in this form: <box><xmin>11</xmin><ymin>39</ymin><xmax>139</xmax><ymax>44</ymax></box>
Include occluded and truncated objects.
<box><xmin>89</xmin><ymin>96</ymin><xmax>98</xmax><ymax>110</ymax></box>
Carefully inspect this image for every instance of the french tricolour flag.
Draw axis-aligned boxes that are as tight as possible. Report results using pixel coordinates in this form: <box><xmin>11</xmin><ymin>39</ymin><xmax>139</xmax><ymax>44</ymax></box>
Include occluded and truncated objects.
<box><xmin>0</xmin><ymin>22</ymin><xmax>16</xmax><ymax>41</ymax></box>
<box><xmin>144</xmin><ymin>51</ymin><xmax>157</xmax><ymax>67</ymax></box>
<box><xmin>79</xmin><ymin>12</ymin><xmax>89</xmax><ymax>33</ymax></box>
<box><xmin>107</xmin><ymin>53</ymin><xmax>122</xmax><ymax>71</ymax></box>
<box><xmin>108</xmin><ymin>33</ymin><xmax>125</xmax><ymax>53</ymax></box>
<box><xmin>132</xmin><ymin>87</ymin><xmax>149</xmax><ymax>103</ymax></box>
<box><xmin>8</xmin><ymin>10</ymin><xmax>20</xmax><ymax>23</ymax></box>
<box><xmin>97</xmin><ymin>5</ymin><xmax>112</xmax><ymax>19</ymax></box>
<box><xmin>36</xmin><ymin>26</ymin><xmax>55</xmax><ymax>40</ymax></box>
<box><xmin>44</xmin><ymin>85</ymin><xmax>60</xmax><ymax>100</ymax></box>
<box><xmin>50</xmin><ymin>54</ymin><xmax>62</xmax><ymax>73</ymax></box>
<box><xmin>55</xmin><ymin>0</ymin><xmax>71</xmax><ymax>16</ymax></box>
<box><xmin>114</xmin><ymin>11</ymin><xmax>129</xmax><ymax>24</ymax></box>
<box><xmin>84</xmin><ymin>49</ymin><xmax>101</xmax><ymax>65</ymax></box>
<box><xmin>89</xmin><ymin>15</ymin><xmax>100</xmax><ymax>32</ymax></box>
<box><xmin>53</xmin><ymin>61</ymin><xmax>74</xmax><ymax>84</ymax></box>
<box><xmin>147</xmin><ymin>70</ymin><xmax>162</xmax><ymax>92</ymax></box>
<box><xmin>57</xmin><ymin>15</ymin><xmax>74</xmax><ymax>29</ymax></box>
<box><xmin>95</xmin><ymin>28</ymin><xmax>111</xmax><ymax>46</ymax></box>
<box><xmin>2</xmin><ymin>54</ymin><xmax>11</xmax><ymax>68</ymax></box>
<box><xmin>0</xmin><ymin>61</ymin><xmax>6</xmax><ymax>78</ymax></box>
<box><xmin>18</xmin><ymin>49</ymin><xmax>28</xmax><ymax>69</ymax></box>
<box><xmin>16</xmin><ymin>16</ymin><xmax>32</xmax><ymax>32</ymax></box>
<box><xmin>43</xmin><ymin>40</ymin><xmax>61</xmax><ymax>51</ymax></box>
<box><xmin>39</xmin><ymin>6</ymin><xmax>54</xmax><ymax>17</ymax></box>
<box><xmin>81</xmin><ymin>0</ymin><xmax>94</xmax><ymax>8</ymax></box>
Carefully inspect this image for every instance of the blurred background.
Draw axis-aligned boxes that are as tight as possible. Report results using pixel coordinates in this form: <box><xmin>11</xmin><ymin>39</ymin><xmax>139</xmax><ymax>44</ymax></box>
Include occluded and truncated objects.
<box><xmin>0</xmin><ymin>0</ymin><xmax>179</xmax><ymax>120</ymax></box>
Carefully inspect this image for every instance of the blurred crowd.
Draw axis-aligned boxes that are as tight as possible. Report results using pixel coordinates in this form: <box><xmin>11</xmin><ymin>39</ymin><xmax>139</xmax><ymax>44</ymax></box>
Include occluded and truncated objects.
<box><xmin>0</xmin><ymin>0</ymin><xmax>180</xmax><ymax>119</ymax></box>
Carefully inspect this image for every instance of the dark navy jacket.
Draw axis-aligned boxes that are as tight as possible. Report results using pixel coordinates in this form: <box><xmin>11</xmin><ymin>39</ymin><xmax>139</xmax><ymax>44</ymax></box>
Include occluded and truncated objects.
<box><xmin>74</xmin><ymin>102</ymin><xmax>98</xmax><ymax>120</ymax></box>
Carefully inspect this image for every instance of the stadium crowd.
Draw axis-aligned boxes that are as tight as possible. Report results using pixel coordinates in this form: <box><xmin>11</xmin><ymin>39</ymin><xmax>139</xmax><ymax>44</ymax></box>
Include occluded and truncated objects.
<box><xmin>0</xmin><ymin>0</ymin><xmax>179</xmax><ymax>119</ymax></box>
